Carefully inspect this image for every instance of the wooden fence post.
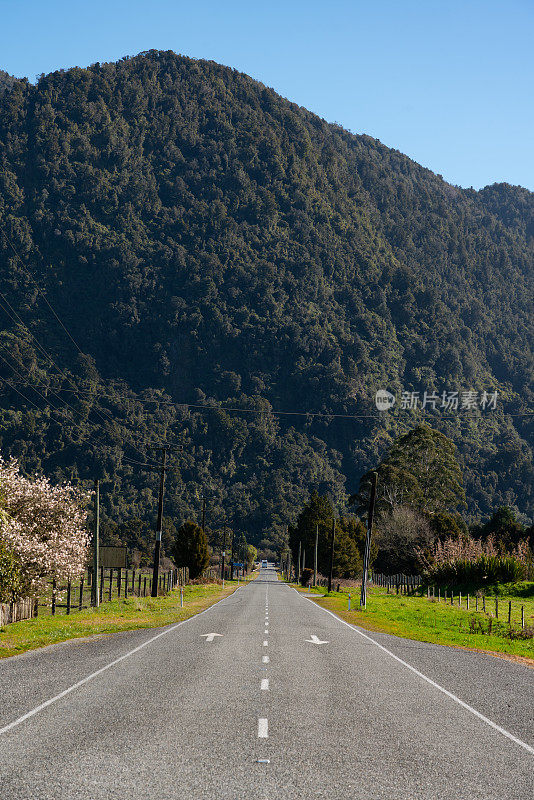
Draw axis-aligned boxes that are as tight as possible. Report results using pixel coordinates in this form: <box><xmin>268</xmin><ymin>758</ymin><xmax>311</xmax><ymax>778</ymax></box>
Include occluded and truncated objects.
<box><xmin>125</xmin><ymin>569</ymin><xmax>128</xmax><ymax>599</ymax></box>
<box><xmin>108</xmin><ymin>569</ymin><xmax>112</xmax><ymax>602</ymax></box>
<box><xmin>51</xmin><ymin>578</ymin><xmax>56</xmax><ymax>615</ymax></box>
<box><xmin>508</xmin><ymin>601</ymin><xmax>512</xmax><ymax>625</ymax></box>
<box><xmin>99</xmin><ymin>566</ymin><xmax>104</xmax><ymax>603</ymax></box>
<box><xmin>495</xmin><ymin>597</ymin><xmax>499</xmax><ymax>619</ymax></box>
<box><xmin>66</xmin><ymin>581</ymin><xmax>71</xmax><ymax>615</ymax></box>
<box><xmin>79</xmin><ymin>577</ymin><xmax>84</xmax><ymax>610</ymax></box>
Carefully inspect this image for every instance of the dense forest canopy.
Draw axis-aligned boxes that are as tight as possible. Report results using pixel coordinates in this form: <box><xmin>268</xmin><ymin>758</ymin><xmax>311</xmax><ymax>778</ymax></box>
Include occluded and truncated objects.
<box><xmin>0</xmin><ymin>50</ymin><xmax>532</xmax><ymax>557</ymax></box>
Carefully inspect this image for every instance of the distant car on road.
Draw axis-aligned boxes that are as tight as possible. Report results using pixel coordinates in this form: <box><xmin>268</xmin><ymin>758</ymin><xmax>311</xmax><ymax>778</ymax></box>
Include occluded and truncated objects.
<box><xmin>261</xmin><ymin>559</ymin><xmax>268</xmax><ymax>568</ymax></box>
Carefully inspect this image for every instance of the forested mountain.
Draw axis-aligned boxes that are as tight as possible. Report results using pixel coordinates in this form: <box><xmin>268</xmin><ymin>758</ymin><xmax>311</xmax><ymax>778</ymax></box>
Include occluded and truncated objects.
<box><xmin>0</xmin><ymin>50</ymin><xmax>532</xmax><ymax>555</ymax></box>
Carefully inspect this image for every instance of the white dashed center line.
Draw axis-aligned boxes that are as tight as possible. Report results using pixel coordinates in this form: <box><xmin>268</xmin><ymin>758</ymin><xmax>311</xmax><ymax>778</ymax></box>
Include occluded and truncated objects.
<box><xmin>262</xmin><ymin>655</ymin><xmax>269</xmax><ymax>663</ymax></box>
<box><xmin>263</xmin><ymin>640</ymin><xmax>268</xmax><ymax>646</ymax></box>
<box><xmin>261</xmin><ymin>679</ymin><xmax>269</xmax><ymax>691</ymax></box>
<box><xmin>258</xmin><ymin>718</ymin><xmax>268</xmax><ymax>738</ymax></box>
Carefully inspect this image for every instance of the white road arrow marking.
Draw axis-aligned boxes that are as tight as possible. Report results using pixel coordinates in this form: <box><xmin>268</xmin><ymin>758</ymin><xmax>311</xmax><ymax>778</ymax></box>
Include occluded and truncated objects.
<box><xmin>305</xmin><ymin>634</ymin><xmax>329</xmax><ymax>645</ymax></box>
<box><xmin>201</xmin><ymin>633</ymin><xmax>223</xmax><ymax>642</ymax></box>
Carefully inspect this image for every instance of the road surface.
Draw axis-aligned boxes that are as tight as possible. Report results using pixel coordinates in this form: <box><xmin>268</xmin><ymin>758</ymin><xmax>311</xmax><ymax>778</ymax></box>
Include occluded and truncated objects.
<box><xmin>0</xmin><ymin>566</ymin><xmax>532</xmax><ymax>799</ymax></box>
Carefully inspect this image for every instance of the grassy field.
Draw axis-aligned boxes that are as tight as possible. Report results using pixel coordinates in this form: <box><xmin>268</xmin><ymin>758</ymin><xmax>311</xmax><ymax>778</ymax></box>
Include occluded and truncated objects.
<box><xmin>294</xmin><ymin>584</ymin><xmax>534</xmax><ymax>664</ymax></box>
<box><xmin>0</xmin><ymin>581</ymin><xmax>242</xmax><ymax>660</ymax></box>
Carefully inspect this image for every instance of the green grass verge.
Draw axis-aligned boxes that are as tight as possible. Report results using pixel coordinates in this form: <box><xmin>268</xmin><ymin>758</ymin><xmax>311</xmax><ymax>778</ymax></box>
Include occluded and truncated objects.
<box><xmin>291</xmin><ymin>584</ymin><xmax>534</xmax><ymax>663</ymax></box>
<box><xmin>0</xmin><ymin>581</ymin><xmax>241</xmax><ymax>660</ymax></box>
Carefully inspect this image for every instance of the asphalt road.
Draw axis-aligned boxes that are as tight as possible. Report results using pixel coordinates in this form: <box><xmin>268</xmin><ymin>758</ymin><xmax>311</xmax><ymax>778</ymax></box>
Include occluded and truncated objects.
<box><xmin>0</xmin><ymin>567</ymin><xmax>533</xmax><ymax>799</ymax></box>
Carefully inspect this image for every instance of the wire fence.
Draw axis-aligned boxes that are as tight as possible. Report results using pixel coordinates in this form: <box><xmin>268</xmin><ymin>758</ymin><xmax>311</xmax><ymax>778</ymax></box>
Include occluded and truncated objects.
<box><xmin>1</xmin><ymin>566</ymin><xmax>190</xmax><ymax>625</ymax></box>
<box><xmin>371</xmin><ymin>572</ymin><xmax>532</xmax><ymax>633</ymax></box>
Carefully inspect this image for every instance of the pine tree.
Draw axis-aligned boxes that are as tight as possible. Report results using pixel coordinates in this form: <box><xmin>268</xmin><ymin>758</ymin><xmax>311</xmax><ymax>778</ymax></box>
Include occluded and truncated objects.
<box><xmin>172</xmin><ymin>520</ymin><xmax>210</xmax><ymax>579</ymax></box>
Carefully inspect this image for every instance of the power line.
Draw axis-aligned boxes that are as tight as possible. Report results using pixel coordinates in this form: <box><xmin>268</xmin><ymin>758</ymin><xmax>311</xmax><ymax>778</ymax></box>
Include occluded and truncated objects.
<box><xmin>0</xmin><ymin>290</ymin><xmax>116</xmax><ymax>430</ymax></box>
<box><xmin>2</xmin><ymin>232</ymin><xmax>86</xmax><ymax>356</ymax></box>
<box><xmin>53</xmin><ymin>387</ymin><xmax>534</xmax><ymax>421</ymax></box>
<box><xmin>0</xmin><ymin>305</ymin><xmax>173</xmax><ymax>459</ymax></box>
<box><xmin>0</xmin><ymin>374</ymin><xmax>42</xmax><ymax>412</ymax></box>
<box><xmin>0</xmin><ymin>234</ymin><xmax>185</xmax><ymax>463</ymax></box>
<box><xmin>0</xmin><ymin>350</ymin><xmax>64</xmax><ymax>414</ymax></box>
<box><xmin>0</xmin><ymin>346</ymin><xmax>163</xmax><ymax>466</ymax></box>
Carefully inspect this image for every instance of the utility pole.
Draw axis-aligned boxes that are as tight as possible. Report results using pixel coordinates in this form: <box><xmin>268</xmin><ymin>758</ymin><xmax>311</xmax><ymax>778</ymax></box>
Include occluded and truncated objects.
<box><xmin>328</xmin><ymin>518</ymin><xmax>336</xmax><ymax>593</ymax></box>
<box><xmin>220</xmin><ymin>528</ymin><xmax>228</xmax><ymax>581</ymax></box>
<box><xmin>314</xmin><ymin>523</ymin><xmax>318</xmax><ymax>587</ymax></box>
<box><xmin>297</xmin><ymin>540</ymin><xmax>301</xmax><ymax>584</ymax></box>
<box><xmin>151</xmin><ymin>448</ymin><xmax>167</xmax><ymax>597</ymax></box>
<box><xmin>360</xmin><ymin>471</ymin><xmax>378</xmax><ymax>609</ymax></box>
<box><xmin>230</xmin><ymin>529</ymin><xmax>235</xmax><ymax>580</ymax></box>
<box><xmin>91</xmin><ymin>479</ymin><xmax>100</xmax><ymax>607</ymax></box>
<box><xmin>201</xmin><ymin>498</ymin><xmax>207</xmax><ymax>532</ymax></box>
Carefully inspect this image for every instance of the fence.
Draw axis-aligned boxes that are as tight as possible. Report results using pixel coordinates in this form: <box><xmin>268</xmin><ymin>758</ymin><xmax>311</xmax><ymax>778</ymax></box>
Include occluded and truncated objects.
<box><xmin>47</xmin><ymin>567</ymin><xmax>189</xmax><ymax>615</ymax></box>
<box><xmin>372</xmin><ymin>572</ymin><xmax>422</xmax><ymax>593</ymax></box>
<box><xmin>371</xmin><ymin>572</ymin><xmax>530</xmax><ymax>633</ymax></box>
<box><xmin>1</xmin><ymin>566</ymin><xmax>190</xmax><ymax>625</ymax></box>
<box><xmin>0</xmin><ymin>597</ymin><xmax>38</xmax><ymax>626</ymax></box>
<box><xmin>423</xmin><ymin>585</ymin><xmax>530</xmax><ymax>630</ymax></box>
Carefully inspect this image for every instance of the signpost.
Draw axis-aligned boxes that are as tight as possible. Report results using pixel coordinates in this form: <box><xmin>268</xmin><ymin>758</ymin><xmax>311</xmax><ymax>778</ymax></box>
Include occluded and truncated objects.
<box><xmin>99</xmin><ymin>546</ymin><xmax>127</xmax><ymax>569</ymax></box>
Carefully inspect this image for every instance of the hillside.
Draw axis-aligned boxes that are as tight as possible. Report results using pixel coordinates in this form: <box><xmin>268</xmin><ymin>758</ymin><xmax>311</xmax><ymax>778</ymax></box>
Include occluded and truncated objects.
<box><xmin>0</xmin><ymin>50</ymin><xmax>532</xmax><ymax>554</ymax></box>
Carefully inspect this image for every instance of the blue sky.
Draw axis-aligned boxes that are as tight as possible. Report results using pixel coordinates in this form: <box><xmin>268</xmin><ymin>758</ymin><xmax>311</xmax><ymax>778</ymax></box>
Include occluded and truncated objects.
<box><xmin>1</xmin><ymin>0</ymin><xmax>532</xmax><ymax>190</ymax></box>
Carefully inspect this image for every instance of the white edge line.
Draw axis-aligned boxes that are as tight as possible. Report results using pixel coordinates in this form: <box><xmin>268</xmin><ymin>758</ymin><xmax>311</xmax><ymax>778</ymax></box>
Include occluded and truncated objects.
<box><xmin>299</xmin><ymin>591</ymin><xmax>534</xmax><ymax>756</ymax></box>
<box><xmin>0</xmin><ymin>587</ymin><xmax>239</xmax><ymax>737</ymax></box>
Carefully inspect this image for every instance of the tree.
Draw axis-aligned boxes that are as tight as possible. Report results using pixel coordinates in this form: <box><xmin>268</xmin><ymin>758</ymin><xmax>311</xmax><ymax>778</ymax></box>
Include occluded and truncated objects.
<box><xmin>331</xmin><ymin>517</ymin><xmax>370</xmax><ymax>578</ymax></box>
<box><xmin>477</xmin><ymin>506</ymin><xmax>526</xmax><ymax>552</ymax></box>
<box><xmin>172</xmin><ymin>520</ymin><xmax>210</xmax><ymax>579</ymax></box>
<box><xmin>289</xmin><ymin>491</ymin><xmax>334</xmax><ymax>575</ymax></box>
<box><xmin>352</xmin><ymin>426</ymin><xmax>466</xmax><ymax>518</ymax></box>
<box><xmin>0</xmin><ymin>457</ymin><xmax>90</xmax><ymax>600</ymax></box>
<box><xmin>236</xmin><ymin>532</ymin><xmax>249</xmax><ymax>564</ymax></box>
<box><xmin>374</xmin><ymin>506</ymin><xmax>434</xmax><ymax>574</ymax></box>
<box><xmin>246</xmin><ymin>544</ymin><xmax>257</xmax><ymax>571</ymax></box>
<box><xmin>428</xmin><ymin>511</ymin><xmax>468</xmax><ymax>542</ymax></box>
<box><xmin>0</xmin><ymin>537</ymin><xmax>22</xmax><ymax>602</ymax></box>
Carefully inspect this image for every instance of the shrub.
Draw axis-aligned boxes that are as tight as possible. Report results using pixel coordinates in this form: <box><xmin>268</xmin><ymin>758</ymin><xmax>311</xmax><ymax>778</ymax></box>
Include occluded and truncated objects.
<box><xmin>421</xmin><ymin>533</ymin><xmax>530</xmax><ymax>588</ymax></box>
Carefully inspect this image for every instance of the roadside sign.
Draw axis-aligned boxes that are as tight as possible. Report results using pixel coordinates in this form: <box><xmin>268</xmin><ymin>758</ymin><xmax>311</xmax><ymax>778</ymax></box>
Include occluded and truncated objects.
<box><xmin>99</xmin><ymin>546</ymin><xmax>127</xmax><ymax>568</ymax></box>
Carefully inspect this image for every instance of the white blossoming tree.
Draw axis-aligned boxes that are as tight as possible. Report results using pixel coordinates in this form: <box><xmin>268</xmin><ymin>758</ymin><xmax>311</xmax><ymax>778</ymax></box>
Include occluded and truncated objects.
<box><xmin>0</xmin><ymin>457</ymin><xmax>91</xmax><ymax>601</ymax></box>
